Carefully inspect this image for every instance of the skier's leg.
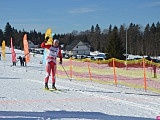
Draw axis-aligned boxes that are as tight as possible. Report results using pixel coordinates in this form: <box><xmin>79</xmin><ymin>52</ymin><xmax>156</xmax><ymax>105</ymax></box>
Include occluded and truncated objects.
<box><xmin>45</xmin><ymin>62</ymin><xmax>51</xmax><ymax>89</ymax></box>
<box><xmin>51</xmin><ymin>62</ymin><xmax>57</xmax><ymax>89</ymax></box>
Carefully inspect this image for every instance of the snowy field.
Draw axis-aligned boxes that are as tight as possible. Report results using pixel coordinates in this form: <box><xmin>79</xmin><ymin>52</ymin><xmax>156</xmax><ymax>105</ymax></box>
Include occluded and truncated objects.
<box><xmin>0</xmin><ymin>47</ymin><xmax>160</xmax><ymax>120</ymax></box>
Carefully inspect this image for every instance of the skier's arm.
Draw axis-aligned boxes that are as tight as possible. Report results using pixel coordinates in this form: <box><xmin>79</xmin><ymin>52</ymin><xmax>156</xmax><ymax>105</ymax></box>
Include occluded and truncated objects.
<box><xmin>58</xmin><ymin>47</ymin><xmax>62</xmax><ymax>64</ymax></box>
<box><xmin>41</xmin><ymin>36</ymin><xmax>51</xmax><ymax>49</ymax></box>
<box><xmin>41</xmin><ymin>42</ymin><xmax>51</xmax><ymax>49</ymax></box>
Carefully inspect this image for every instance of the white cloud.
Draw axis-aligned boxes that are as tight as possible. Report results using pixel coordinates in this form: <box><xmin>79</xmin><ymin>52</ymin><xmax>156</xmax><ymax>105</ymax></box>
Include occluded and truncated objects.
<box><xmin>142</xmin><ymin>1</ymin><xmax>160</xmax><ymax>8</ymax></box>
<box><xmin>8</xmin><ymin>18</ymin><xmax>43</xmax><ymax>23</ymax></box>
<box><xmin>73</xmin><ymin>23</ymin><xmax>81</xmax><ymax>26</ymax></box>
<box><xmin>69</xmin><ymin>7</ymin><xmax>97</xmax><ymax>14</ymax></box>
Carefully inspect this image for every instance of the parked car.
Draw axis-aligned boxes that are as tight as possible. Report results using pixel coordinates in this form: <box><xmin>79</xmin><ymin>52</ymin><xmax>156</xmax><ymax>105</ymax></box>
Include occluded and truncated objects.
<box><xmin>87</xmin><ymin>56</ymin><xmax>95</xmax><ymax>60</ymax></box>
<box><xmin>93</xmin><ymin>56</ymin><xmax>105</xmax><ymax>61</ymax></box>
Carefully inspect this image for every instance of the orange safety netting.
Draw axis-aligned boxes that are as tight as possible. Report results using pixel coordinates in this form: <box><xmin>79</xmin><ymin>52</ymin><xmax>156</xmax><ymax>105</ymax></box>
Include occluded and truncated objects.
<box><xmin>56</xmin><ymin>58</ymin><xmax>160</xmax><ymax>93</ymax></box>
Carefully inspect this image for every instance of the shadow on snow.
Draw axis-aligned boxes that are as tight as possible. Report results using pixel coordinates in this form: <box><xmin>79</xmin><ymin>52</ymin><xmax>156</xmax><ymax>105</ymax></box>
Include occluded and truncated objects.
<box><xmin>0</xmin><ymin>110</ymin><xmax>155</xmax><ymax>120</ymax></box>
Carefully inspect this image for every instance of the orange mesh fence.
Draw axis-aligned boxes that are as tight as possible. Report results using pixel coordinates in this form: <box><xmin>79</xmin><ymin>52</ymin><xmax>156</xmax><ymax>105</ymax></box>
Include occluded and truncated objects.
<box><xmin>57</xmin><ymin>58</ymin><xmax>160</xmax><ymax>93</ymax></box>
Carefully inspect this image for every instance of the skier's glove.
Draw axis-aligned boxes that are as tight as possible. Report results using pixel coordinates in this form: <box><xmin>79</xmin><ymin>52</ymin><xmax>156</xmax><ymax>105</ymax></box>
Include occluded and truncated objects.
<box><xmin>44</xmin><ymin>36</ymin><xmax>50</xmax><ymax>42</ymax></box>
<box><xmin>59</xmin><ymin>61</ymin><xmax>62</xmax><ymax>64</ymax></box>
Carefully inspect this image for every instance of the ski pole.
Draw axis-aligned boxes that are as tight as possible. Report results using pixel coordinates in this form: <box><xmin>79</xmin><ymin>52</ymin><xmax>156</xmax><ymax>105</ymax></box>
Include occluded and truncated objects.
<box><xmin>61</xmin><ymin>64</ymin><xmax>71</xmax><ymax>81</ymax></box>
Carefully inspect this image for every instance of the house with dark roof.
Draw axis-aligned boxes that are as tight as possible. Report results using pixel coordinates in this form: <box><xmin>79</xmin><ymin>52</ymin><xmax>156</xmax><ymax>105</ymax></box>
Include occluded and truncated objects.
<box><xmin>65</xmin><ymin>40</ymin><xmax>90</xmax><ymax>56</ymax></box>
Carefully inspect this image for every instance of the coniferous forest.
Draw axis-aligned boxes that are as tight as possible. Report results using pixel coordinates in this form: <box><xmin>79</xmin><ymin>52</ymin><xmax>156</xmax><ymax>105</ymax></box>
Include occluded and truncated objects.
<box><xmin>0</xmin><ymin>22</ymin><xmax>160</xmax><ymax>59</ymax></box>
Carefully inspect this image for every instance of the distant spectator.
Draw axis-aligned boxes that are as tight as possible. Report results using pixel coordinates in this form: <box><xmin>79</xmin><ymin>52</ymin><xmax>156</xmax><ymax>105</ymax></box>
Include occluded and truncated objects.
<box><xmin>23</xmin><ymin>57</ymin><xmax>26</xmax><ymax>66</ymax></box>
<box><xmin>17</xmin><ymin>56</ymin><xmax>24</xmax><ymax>66</ymax></box>
<box><xmin>12</xmin><ymin>61</ymin><xmax>16</xmax><ymax>66</ymax></box>
<box><xmin>12</xmin><ymin>57</ymin><xmax>17</xmax><ymax>66</ymax></box>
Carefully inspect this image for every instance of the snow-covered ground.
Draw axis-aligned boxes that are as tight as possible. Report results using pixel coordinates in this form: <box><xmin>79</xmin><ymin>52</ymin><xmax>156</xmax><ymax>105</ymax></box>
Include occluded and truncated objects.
<box><xmin>0</xmin><ymin>47</ymin><xmax>160</xmax><ymax>120</ymax></box>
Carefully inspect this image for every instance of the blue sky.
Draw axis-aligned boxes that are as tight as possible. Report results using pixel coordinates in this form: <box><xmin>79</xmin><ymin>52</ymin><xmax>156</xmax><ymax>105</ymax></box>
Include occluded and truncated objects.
<box><xmin>0</xmin><ymin>0</ymin><xmax>160</xmax><ymax>34</ymax></box>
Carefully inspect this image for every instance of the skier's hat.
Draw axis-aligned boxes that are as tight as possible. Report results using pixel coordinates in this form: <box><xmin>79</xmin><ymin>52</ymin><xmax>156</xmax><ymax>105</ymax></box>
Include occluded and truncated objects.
<box><xmin>54</xmin><ymin>39</ymin><xmax>59</xmax><ymax>43</ymax></box>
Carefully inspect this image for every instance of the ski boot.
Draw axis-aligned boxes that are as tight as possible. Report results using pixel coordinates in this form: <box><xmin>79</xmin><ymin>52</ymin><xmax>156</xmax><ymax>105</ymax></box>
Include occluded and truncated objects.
<box><xmin>45</xmin><ymin>83</ymin><xmax>49</xmax><ymax>90</ymax></box>
<box><xmin>52</xmin><ymin>83</ymin><xmax>57</xmax><ymax>90</ymax></box>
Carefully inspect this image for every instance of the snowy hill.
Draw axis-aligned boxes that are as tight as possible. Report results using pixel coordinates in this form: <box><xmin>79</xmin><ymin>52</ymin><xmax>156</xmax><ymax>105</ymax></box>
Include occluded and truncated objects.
<box><xmin>0</xmin><ymin>47</ymin><xmax>160</xmax><ymax>120</ymax></box>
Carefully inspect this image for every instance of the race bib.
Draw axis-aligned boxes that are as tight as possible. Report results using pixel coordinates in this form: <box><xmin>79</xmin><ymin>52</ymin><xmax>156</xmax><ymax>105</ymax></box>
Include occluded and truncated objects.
<box><xmin>49</xmin><ymin>47</ymin><xmax>59</xmax><ymax>58</ymax></box>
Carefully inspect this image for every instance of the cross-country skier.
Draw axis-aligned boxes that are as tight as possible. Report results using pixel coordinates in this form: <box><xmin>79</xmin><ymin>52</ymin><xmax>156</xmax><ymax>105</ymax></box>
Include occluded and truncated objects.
<box><xmin>41</xmin><ymin>37</ymin><xmax>62</xmax><ymax>90</ymax></box>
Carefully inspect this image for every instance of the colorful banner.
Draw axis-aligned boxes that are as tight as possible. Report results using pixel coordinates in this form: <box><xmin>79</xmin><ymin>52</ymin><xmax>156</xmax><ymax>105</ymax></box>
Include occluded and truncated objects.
<box><xmin>23</xmin><ymin>34</ymin><xmax>30</xmax><ymax>63</ymax></box>
<box><xmin>1</xmin><ymin>40</ymin><xmax>6</xmax><ymax>61</ymax></box>
<box><xmin>45</xmin><ymin>28</ymin><xmax>53</xmax><ymax>45</ymax></box>
<box><xmin>10</xmin><ymin>37</ymin><xmax>16</xmax><ymax>62</ymax></box>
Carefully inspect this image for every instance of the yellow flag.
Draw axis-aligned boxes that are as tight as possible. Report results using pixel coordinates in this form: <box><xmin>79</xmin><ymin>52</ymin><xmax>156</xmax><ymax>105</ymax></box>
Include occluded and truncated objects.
<box><xmin>1</xmin><ymin>40</ymin><xmax>6</xmax><ymax>61</ymax></box>
<box><xmin>45</xmin><ymin>28</ymin><xmax>53</xmax><ymax>45</ymax></box>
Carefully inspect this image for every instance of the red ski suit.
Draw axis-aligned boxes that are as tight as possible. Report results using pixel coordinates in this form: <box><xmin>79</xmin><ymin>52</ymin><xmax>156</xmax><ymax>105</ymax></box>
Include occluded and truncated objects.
<box><xmin>41</xmin><ymin>42</ymin><xmax>62</xmax><ymax>84</ymax></box>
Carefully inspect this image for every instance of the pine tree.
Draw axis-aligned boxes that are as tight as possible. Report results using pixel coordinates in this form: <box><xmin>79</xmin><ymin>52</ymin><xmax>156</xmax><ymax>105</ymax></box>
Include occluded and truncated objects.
<box><xmin>4</xmin><ymin>22</ymin><xmax>13</xmax><ymax>46</ymax></box>
<box><xmin>91</xmin><ymin>25</ymin><xmax>94</xmax><ymax>33</ymax></box>
<box><xmin>0</xmin><ymin>29</ymin><xmax>3</xmax><ymax>45</ymax></box>
<box><xmin>95</xmin><ymin>24</ymin><xmax>101</xmax><ymax>50</ymax></box>
<box><xmin>107</xmin><ymin>26</ymin><xmax>125</xmax><ymax>59</ymax></box>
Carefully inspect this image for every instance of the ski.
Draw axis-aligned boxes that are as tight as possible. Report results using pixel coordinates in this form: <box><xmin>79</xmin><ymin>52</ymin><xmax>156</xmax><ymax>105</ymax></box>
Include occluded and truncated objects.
<box><xmin>49</xmin><ymin>88</ymin><xmax>61</xmax><ymax>92</ymax></box>
<box><xmin>43</xmin><ymin>88</ymin><xmax>62</xmax><ymax>92</ymax></box>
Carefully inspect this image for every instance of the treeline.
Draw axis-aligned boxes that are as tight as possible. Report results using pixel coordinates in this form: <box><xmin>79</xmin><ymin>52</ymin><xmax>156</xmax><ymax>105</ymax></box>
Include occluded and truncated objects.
<box><xmin>0</xmin><ymin>22</ymin><xmax>160</xmax><ymax>59</ymax></box>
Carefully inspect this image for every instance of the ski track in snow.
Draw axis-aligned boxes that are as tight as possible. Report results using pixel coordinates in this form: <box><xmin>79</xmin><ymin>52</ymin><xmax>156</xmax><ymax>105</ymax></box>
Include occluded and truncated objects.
<box><xmin>0</xmin><ymin>47</ymin><xmax>160</xmax><ymax>120</ymax></box>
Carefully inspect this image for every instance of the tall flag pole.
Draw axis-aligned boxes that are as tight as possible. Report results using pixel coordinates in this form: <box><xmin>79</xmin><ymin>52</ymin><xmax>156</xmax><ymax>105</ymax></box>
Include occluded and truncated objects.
<box><xmin>42</xmin><ymin>48</ymin><xmax>48</xmax><ymax>64</ymax></box>
<box><xmin>23</xmin><ymin>34</ymin><xmax>30</xmax><ymax>63</ymax></box>
<box><xmin>1</xmin><ymin>40</ymin><xmax>6</xmax><ymax>61</ymax></box>
<box><xmin>42</xmin><ymin>28</ymin><xmax>53</xmax><ymax>64</ymax></box>
<box><xmin>11</xmin><ymin>37</ymin><xmax>16</xmax><ymax>63</ymax></box>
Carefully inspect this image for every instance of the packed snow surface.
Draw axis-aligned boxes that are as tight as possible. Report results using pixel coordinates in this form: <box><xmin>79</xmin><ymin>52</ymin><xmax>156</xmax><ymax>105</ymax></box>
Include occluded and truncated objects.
<box><xmin>0</xmin><ymin>47</ymin><xmax>160</xmax><ymax>120</ymax></box>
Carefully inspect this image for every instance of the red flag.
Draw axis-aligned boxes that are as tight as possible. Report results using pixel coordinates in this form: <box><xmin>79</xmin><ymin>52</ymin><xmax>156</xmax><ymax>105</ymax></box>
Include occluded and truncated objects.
<box><xmin>23</xmin><ymin>34</ymin><xmax>30</xmax><ymax>63</ymax></box>
<box><xmin>11</xmin><ymin>37</ymin><xmax>16</xmax><ymax>62</ymax></box>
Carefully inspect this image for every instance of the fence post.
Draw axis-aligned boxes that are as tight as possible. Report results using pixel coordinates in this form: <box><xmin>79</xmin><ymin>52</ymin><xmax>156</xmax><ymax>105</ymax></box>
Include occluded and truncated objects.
<box><xmin>143</xmin><ymin>58</ymin><xmax>147</xmax><ymax>91</ymax></box>
<box><xmin>153</xmin><ymin>64</ymin><xmax>157</xmax><ymax>78</ymax></box>
<box><xmin>113</xmin><ymin>58</ymin><xmax>117</xmax><ymax>86</ymax></box>
<box><xmin>87</xmin><ymin>60</ymin><xmax>92</xmax><ymax>81</ymax></box>
<box><xmin>70</xmin><ymin>58</ymin><xmax>72</xmax><ymax>79</ymax></box>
